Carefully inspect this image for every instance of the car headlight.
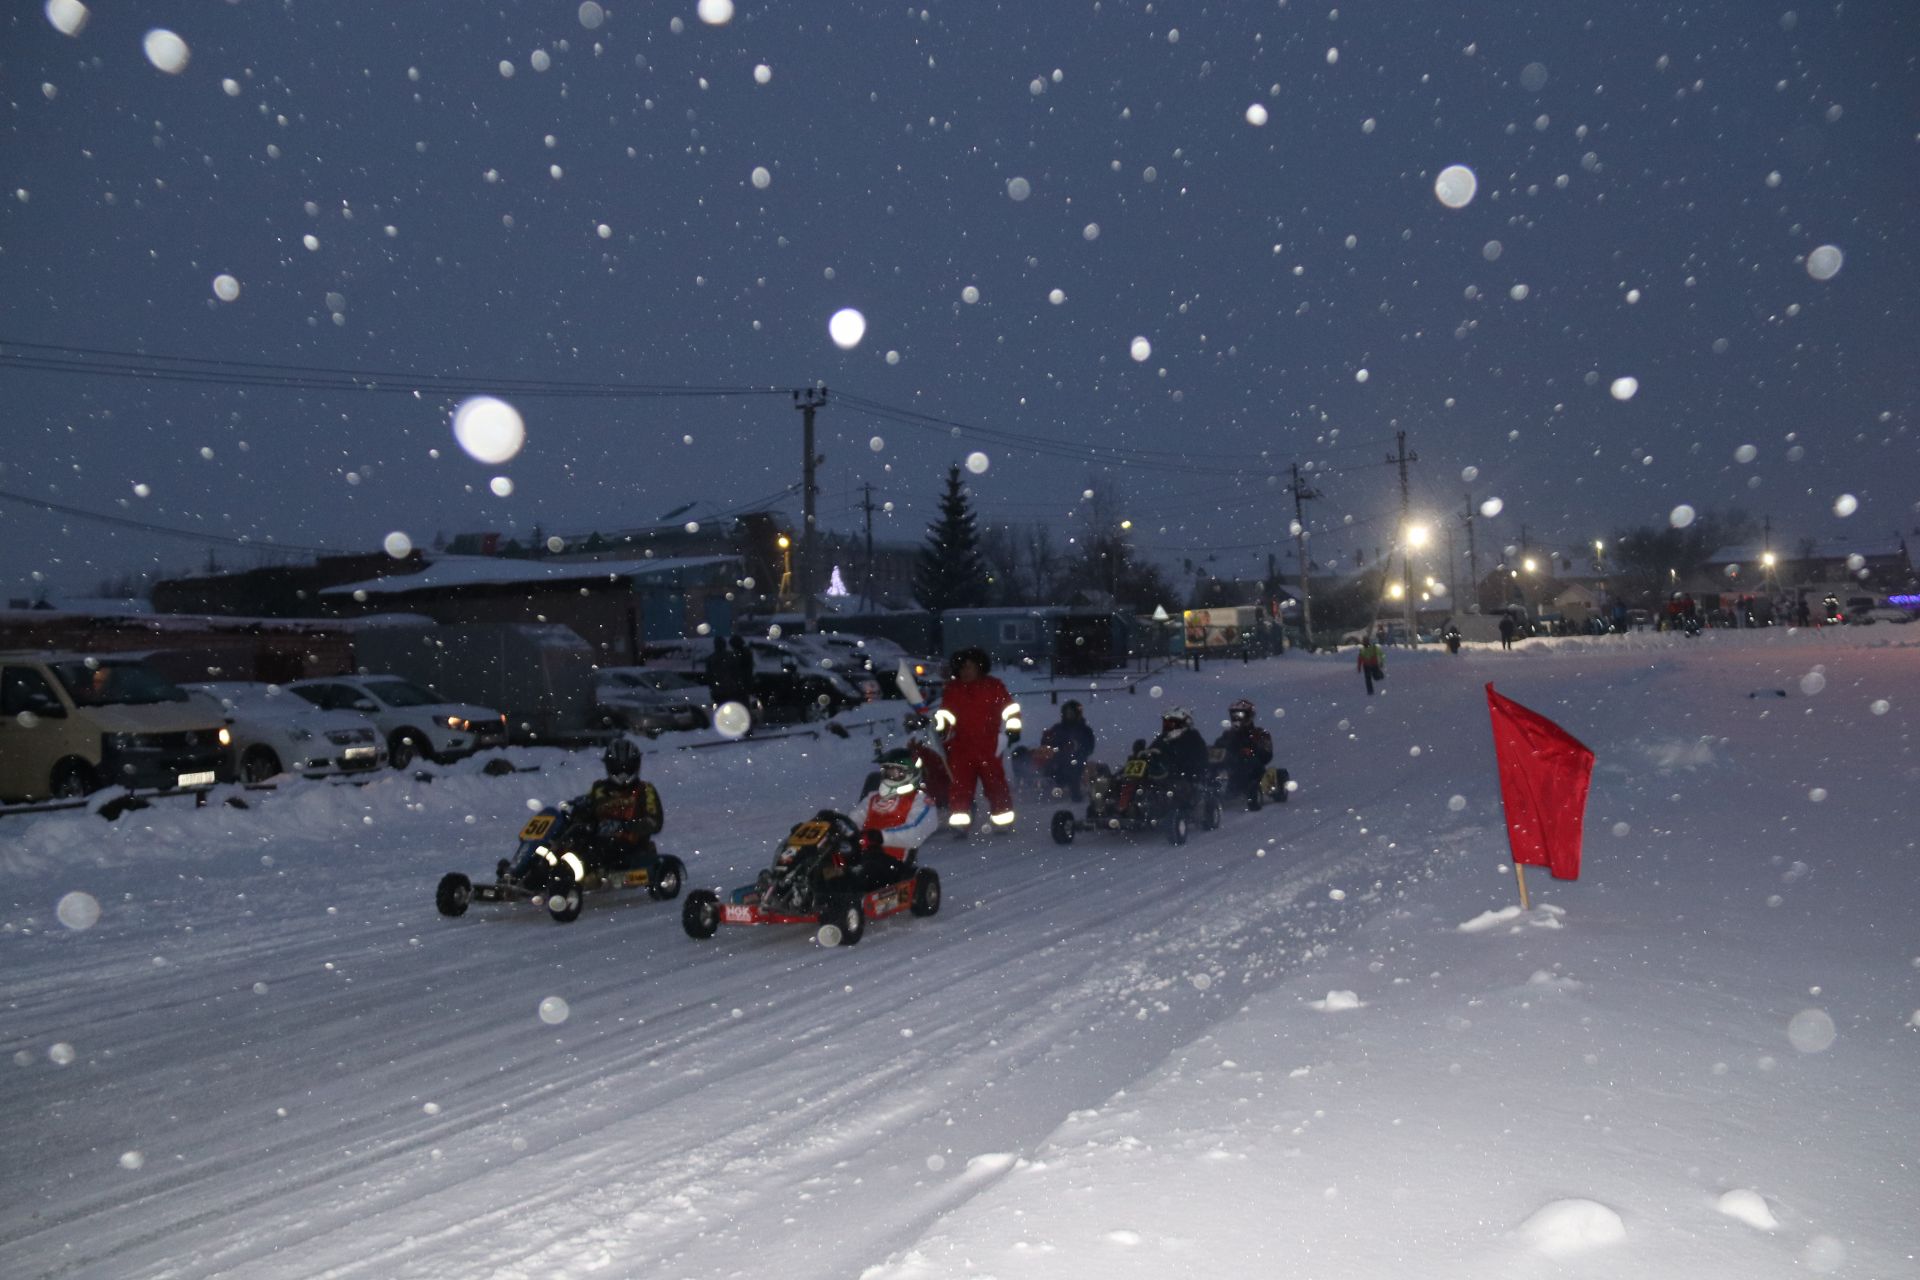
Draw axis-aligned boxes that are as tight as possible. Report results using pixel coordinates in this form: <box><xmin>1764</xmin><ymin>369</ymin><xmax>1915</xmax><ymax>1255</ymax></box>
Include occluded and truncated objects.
<box><xmin>446</xmin><ymin>716</ymin><xmax>465</xmax><ymax>730</ymax></box>
<box><xmin>219</xmin><ymin>727</ymin><xmax>234</xmax><ymax>746</ymax></box>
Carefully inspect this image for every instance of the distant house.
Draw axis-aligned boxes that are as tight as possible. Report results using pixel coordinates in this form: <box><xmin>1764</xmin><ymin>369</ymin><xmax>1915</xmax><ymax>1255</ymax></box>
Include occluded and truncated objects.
<box><xmin>318</xmin><ymin>555</ymin><xmax>743</xmax><ymax>664</ymax></box>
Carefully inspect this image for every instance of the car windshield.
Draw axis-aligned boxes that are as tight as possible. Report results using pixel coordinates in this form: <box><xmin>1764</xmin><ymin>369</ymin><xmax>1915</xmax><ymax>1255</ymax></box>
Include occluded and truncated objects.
<box><xmin>50</xmin><ymin>659</ymin><xmax>187</xmax><ymax>708</ymax></box>
<box><xmin>361</xmin><ymin>678</ymin><xmax>441</xmax><ymax>707</ymax></box>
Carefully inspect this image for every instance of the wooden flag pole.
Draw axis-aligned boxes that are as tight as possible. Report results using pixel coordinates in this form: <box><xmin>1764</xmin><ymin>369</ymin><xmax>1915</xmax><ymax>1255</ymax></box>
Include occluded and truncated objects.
<box><xmin>1514</xmin><ymin>862</ymin><xmax>1532</xmax><ymax>911</ymax></box>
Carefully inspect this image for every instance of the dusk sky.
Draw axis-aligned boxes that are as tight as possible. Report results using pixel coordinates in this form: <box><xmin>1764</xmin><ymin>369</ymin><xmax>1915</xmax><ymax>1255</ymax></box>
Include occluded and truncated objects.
<box><xmin>4</xmin><ymin>0</ymin><xmax>1915</xmax><ymax>602</ymax></box>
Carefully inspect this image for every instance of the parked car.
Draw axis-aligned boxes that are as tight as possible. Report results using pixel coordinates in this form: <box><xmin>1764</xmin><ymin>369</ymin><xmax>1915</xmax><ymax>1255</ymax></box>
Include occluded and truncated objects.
<box><xmin>787</xmin><ymin>632</ymin><xmax>931</xmax><ymax>700</ymax></box>
<box><xmin>592</xmin><ymin>667</ymin><xmax>713</xmax><ymax>735</ymax></box>
<box><xmin>1847</xmin><ymin>606</ymin><xmax>1914</xmax><ymax>625</ymax></box>
<box><xmin>285</xmin><ymin>675</ymin><xmax>506</xmax><ymax>768</ymax></box>
<box><xmin>753</xmin><ymin>667</ymin><xmax>866</xmax><ymax>724</ymax></box>
<box><xmin>186</xmin><ymin>681</ymin><xmax>387</xmax><ymax>783</ymax></box>
<box><xmin>640</xmin><ymin>635</ymin><xmax>881</xmax><ymax>702</ymax></box>
<box><xmin>0</xmin><ymin>651</ymin><xmax>231</xmax><ymax>802</ymax></box>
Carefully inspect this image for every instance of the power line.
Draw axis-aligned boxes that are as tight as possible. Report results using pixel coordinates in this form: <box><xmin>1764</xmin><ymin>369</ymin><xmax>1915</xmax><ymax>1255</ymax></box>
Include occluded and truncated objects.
<box><xmin>0</xmin><ymin>487</ymin><xmax>350</xmax><ymax>555</ymax></box>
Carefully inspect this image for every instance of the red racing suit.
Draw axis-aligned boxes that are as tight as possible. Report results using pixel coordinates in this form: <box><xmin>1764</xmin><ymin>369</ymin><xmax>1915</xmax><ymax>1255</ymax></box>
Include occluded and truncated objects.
<box><xmin>934</xmin><ymin>674</ymin><xmax>1018</xmax><ymax>827</ymax></box>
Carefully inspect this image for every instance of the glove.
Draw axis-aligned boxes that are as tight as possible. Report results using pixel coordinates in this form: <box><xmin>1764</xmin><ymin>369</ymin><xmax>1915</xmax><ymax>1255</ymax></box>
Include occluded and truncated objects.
<box><xmin>862</xmin><ymin>829</ymin><xmax>884</xmax><ymax>854</ymax></box>
<box><xmin>1005</xmin><ymin>726</ymin><xmax>1022</xmax><ymax>746</ymax></box>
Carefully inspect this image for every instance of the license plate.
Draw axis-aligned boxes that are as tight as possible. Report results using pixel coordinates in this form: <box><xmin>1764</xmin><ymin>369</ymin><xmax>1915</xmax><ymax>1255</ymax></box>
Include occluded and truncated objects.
<box><xmin>343</xmin><ymin>746</ymin><xmax>376</xmax><ymax>760</ymax></box>
<box><xmin>722</xmin><ymin>905</ymin><xmax>755</xmax><ymax>923</ymax></box>
<box><xmin>178</xmin><ymin>771</ymin><xmax>217</xmax><ymax>788</ymax></box>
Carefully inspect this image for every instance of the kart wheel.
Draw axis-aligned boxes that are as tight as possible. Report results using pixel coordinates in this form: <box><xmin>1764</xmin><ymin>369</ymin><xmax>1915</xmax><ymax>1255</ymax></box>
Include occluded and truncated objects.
<box><xmin>1202</xmin><ymin>793</ymin><xmax>1222</xmax><ymax>831</ymax></box>
<box><xmin>910</xmin><ymin>867</ymin><xmax>942</xmax><ymax>917</ymax></box>
<box><xmin>547</xmin><ymin>881</ymin><xmax>584</xmax><ymax>924</ymax></box>
<box><xmin>682</xmin><ymin>890</ymin><xmax>720</xmax><ymax>940</ymax></box>
<box><xmin>648</xmin><ymin>855</ymin><xmax>686</xmax><ymax>901</ymax></box>
<box><xmin>1050</xmin><ymin>810</ymin><xmax>1076</xmax><ymax>845</ymax></box>
<box><xmin>1166</xmin><ymin>812</ymin><xmax>1189</xmax><ymax>847</ymax></box>
<box><xmin>830</xmin><ymin>898</ymin><xmax>866</xmax><ymax>946</ymax></box>
<box><xmin>1247</xmin><ymin>790</ymin><xmax>1263</xmax><ymax>813</ymax></box>
<box><xmin>1276</xmin><ymin>769</ymin><xmax>1291</xmax><ymax>803</ymax></box>
<box><xmin>435</xmin><ymin>872</ymin><xmax>472</xmax><ymax>918</ymax></box>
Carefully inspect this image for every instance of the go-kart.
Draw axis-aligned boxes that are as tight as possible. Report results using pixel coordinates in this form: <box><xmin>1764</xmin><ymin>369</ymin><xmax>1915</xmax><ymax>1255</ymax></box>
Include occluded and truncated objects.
<box><xmin>681</xmin><ymin>809</ymin><xmax>942</xmax><ymax>946</ymax></box>
<box><xmin>1050</xmin><ymin>740</ymin><xmax>1220</xmax><ymax>847</ymax></box>
<box><xmin>435</xmin><ymin>804</ymin><xmax>687</xmax><ymax>924</ymax></box>
<box><xmin>1208</xmin><ymin>746</ymin><xmax>1291</xmax><ymax>811</ymax></box>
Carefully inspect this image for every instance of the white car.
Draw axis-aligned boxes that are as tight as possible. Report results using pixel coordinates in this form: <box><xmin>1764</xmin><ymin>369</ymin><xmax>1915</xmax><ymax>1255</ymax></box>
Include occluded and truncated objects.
<box><xmin>285</xmin><ymin>675</ymin><xmax>506</xmax><ymax>768</ymax></box>
<box><xmin>187</xmin><ymin>682</ymin><xmax>387</xmax><ymax>784</ymax></box>
<box><xmin>593</xmin><ymin>667</ymin><xmax>712</xmax><ymax>735</ymax></box>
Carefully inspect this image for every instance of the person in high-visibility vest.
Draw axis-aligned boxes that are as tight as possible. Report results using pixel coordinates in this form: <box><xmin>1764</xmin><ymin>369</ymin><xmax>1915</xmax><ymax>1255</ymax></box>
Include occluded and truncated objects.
<box><xmin>932</xmin><ymin>647</ymin><xmax>1020</xmax><ymax>832</ymax></box>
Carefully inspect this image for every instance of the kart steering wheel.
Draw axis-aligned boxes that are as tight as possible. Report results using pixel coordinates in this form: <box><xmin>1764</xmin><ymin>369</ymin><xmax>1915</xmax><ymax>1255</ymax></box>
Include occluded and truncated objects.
<box><xmin>815</xmin><ymin>809</ymin><xmax>862</xmax><ymax>841</ymax></box>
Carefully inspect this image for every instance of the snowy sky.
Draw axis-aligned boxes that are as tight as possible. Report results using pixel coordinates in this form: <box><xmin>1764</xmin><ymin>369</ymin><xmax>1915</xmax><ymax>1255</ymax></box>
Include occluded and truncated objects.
<box><xmin>3</xmin><ymin>628</ymin><xmax>1915</xmax><ymax>1276</ymax></box>
<box><xmin>3</xmin><ymin>0</ymin><xmax>1916</xmax><ymax>598</ymax></box>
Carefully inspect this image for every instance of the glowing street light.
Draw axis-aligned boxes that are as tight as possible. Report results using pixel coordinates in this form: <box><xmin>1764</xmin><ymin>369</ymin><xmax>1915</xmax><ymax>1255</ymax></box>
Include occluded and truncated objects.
<box><xmin>1406</xmin><ymin>523</ymin><xmax>1431</xmax><ymax>548</ymax></box>
<box><xmin>1523</xmin><ymin>557</ymin><xmax>1539</xmax><ymax>574</ymax></box>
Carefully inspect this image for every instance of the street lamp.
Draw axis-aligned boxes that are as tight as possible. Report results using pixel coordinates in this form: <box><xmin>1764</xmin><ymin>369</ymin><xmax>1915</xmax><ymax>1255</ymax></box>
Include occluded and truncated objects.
<box><xmin>776</xmin><ymin>534</ymin><xmax>793</xmax><ymax>601</ymax></box>
<box><xmin>1401</xmin><ymin>522</ymin><xmax>1429</xmax><ymax>644</ymax></box>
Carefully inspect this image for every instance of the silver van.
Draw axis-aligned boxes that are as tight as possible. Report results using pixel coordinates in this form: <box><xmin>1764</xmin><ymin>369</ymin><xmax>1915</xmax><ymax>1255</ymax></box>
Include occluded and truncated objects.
<box><xmin>0</xmin><ymin>652</ymin><xmax>232</xmax><ymax>802</ymax></box>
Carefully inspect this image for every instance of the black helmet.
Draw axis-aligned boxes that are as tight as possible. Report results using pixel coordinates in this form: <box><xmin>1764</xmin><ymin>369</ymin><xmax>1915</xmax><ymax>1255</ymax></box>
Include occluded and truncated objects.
<box><xmin>951</xmin><ymin>646</ymin><xmax>991</xmax><ymax>676</ymax></box>
<box><xmin>1061</xmin><ymin>699</ymin><xmax>1084</xmax><ymax>719</ymax></box>
<box><xmin>875</xmin><ymin>747</ymin><xmax>922</xmax><ymax>797</ymax></box>
<box><xmin>1229</xmin><ymin>699</ymin><xmax>1255</xmax><ymax>727</ymax></box>
<box><xmin>603</xmin><ymin>736</ymin><xmax>641</xmax><ymax>783</ymax></box>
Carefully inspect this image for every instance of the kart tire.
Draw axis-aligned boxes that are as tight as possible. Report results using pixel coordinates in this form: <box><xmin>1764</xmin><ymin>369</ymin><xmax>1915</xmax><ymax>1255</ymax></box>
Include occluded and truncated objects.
<box><xmin>1276</xmin><ymin>769</ymin><xmax>1291</xmax><ymax>803</ymax></box>
<box><xmin>1166</xmin><ymin>811</ymin><xmax>1189</xmax><ymax>847</ymax></box>
<box><xmin>1050</xmin><ymin>810</ymin><xmax>1076</xmax><ymax>845</ymax></box>
<box><xmin>435</xmin><ymin>872</ymin><xmax>472</xmax><ymax>918</ymax></box>
<box><xmin>829</xmin><ymin>898</ymin><xmax>866</xmax><ymax>945</ymax></box>
<box><xmin>910</xmin><ymin>867</ymin><xmax>942</xmax><ymax>917</ymax></box>
<box><xmin>648</xmin><ymin>855</ymin><xmax>686</xmax><ymax>901</ymax></box>
<box><xmin>1202</xmin><ymin>793</ymin><xmax>1222</xmax><ymax>831</ymax></box>
<box><xmin>682</xmin><ymin>889</ymin><xmax>721</xmax><ymax>940</ymax></box>
<box><xmin>547</xmin><ymin>880</ymin><xmax>584</xmax><ymax>924</ymax></box>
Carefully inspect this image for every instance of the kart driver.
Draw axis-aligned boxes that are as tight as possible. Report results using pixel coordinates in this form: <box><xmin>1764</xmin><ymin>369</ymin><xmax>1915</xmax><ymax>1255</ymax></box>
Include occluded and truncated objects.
<box><xmin>568</xmin><ymin>737</ymin><xmax>664</xmax><ymax>871</ymax></box>
<box><xmin>852</xmin><ymin>748</ymin><xmax>938</xmax><ymax>881</ymax></box>
<box><xmin>1211</xmin><ymin>699</ymin><xmax>1275</xmax><ymax>809</ymax></box>
<box><xmin>1146</xmin><ymin>706</ymin><xmax>1210</xmax><ymax>812</ymax></box>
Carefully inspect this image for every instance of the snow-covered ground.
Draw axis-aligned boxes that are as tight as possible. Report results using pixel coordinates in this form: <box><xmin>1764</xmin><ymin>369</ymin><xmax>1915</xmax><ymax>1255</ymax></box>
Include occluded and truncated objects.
<box><xmin>3</xmin><ymin>628</ymin><xmax>1915</xmax><ymax>1279</ymax></box>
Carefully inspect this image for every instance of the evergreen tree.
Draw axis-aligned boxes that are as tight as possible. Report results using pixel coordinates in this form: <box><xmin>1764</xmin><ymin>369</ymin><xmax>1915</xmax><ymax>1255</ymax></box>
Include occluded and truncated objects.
<box><xmin>914</xmin><ymin>465</ymin><xmax>992</xmax><ymax>613</ymax></box>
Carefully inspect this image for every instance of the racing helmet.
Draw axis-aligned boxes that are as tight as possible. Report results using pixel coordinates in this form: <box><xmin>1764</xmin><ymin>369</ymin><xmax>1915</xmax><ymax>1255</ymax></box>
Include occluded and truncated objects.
<box><xmin>603</xmin><ymin>736</ymin><xmax>641</xmax><ymax>784</ymax></box>
<box><xmin>1161</xmin><ymin>706</ymin><xmax>1195</xmax><ymax>735</ymax></box>
<box><xmin>876</xmin><ymin>747</ymin><xmax>922</xmax><ymax>798</ymax></box>
<box><xmin>1061</xmin><ymin>699</ymin><xmax>1084</xmax><ymax>720</ymax></box>
<box><xmin>1229</xmin><ymin>698</ymin><xmax>1256</xmax><ymax>728</ymax></box>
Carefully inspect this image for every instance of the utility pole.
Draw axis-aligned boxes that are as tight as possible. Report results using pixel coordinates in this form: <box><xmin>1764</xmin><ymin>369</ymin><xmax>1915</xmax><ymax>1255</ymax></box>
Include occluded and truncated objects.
<box><xmin>1463</xmin><ymin>492</ymin><xmax>1481</xmax><ymax>612</ymax></box>
<box><xmin>859</xmin><ymin>481</ymin><xmax>879</xmax><ymax>608</ymax></box>
<box><xmin>792</xmin><ymin>387</ymin><xmax>829</xmax><ymax>627</ymax></box>
<box><xmin>1387</xmin><ymin>431</ymin><xmax>1419</xmax><ymax>643</ymax></box>
<box><xmin>1290</xmin><ymin>462</ymin><xmax>1321</xmax><ymax>648</ymax></box>
<box><xmin>1444</xmin><ymin>523</ymin><xmax>1458</xmax><ymax>610</ymax></box>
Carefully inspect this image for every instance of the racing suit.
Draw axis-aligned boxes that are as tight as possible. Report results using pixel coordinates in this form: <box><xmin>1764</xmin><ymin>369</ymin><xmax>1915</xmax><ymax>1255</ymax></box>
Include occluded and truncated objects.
<box><xmin>1211</xmin><ymin>724</ymin><xmax>1274</xmax><ymax>802</ymax></box>
<box><xmin>572</xmin><ymin>778</ymin><xmax>664</xmax><ymax>871</ymax></box>
<box><xmin>934</xmin><ymin>674</ymin><xmax>1019</xmax><ymax>829</ymax></box>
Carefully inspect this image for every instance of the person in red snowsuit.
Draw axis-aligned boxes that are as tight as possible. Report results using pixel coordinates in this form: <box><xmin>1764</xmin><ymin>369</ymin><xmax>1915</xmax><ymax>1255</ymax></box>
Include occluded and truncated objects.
<box><xmin>932</xmin><ymin>646</ymin><xmax>1020</xmax><ymax>832</ymax></box>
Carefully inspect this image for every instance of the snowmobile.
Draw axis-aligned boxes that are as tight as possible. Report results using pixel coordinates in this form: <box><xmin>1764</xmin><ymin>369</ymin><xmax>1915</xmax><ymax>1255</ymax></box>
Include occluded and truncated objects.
<box><xmin>681</xmin><ymin>809</ymin><xmax>941</xmax><ymax>946</ymax></box>
<box><xmin>1050</xmin><ymin>739</ymin><xmax>1220</xmax><ymax>847</ymax></box>
<box><xmin>434</xmin><ymin>804</ymin><xmax>687</xmax><ymax>924</ymax></box>
<box><xmin>1208</xmin><ymin>746</ymin><xmax>1291</xmax><ymax>812</ymax></box>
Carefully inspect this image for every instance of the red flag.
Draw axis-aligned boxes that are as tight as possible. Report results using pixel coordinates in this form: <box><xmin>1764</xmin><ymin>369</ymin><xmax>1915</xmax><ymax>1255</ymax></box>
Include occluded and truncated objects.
<box><xmin>1486</xmin><ymin>684</ymin><xmax>1595</xmax><ymax>881</ymax></box>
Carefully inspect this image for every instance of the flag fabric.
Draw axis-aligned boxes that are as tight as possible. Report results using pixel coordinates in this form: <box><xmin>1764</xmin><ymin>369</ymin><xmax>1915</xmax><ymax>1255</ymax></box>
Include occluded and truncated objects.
<box><xmin>1486</xmin><ymin>684</ymin><xmax>1595</xmax><ymax>881</ymax></box>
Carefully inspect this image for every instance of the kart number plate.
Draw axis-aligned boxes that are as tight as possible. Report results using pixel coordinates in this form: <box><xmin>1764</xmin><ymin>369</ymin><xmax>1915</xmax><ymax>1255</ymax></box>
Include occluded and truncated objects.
<box><xmin>788</xmin><ymin>820</ymin><xmax>830</xmax><ymax>847</ymax></box>
<box><xmin>178</xmin><ymin>770</ymin><xmax>217</xmax><ymax>788</ymax></box>
<box><xmin>1122</xmin><ymin>760</ymin><xmax>1148</xmax><ymax>779</ymax></box>
<box><xmin>1262</xmin><ymin>768</ymin><xmax>1280</xmax><ymax>788</ymax></box>
<box><xmin>722</xmin><ymin>905</ymin><xmax>755</xmax><ymax>923</ymax></box>
<box><xmin>519</xmin><ymin>814</ymin><xmax>556</xmax><ymax>841</ymax></box>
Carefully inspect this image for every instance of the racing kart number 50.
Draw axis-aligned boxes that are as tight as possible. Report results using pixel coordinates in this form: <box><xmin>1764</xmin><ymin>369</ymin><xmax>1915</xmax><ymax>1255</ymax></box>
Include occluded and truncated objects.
<box><xmin>787</xmin><ymin>820</ymin><xmax>831</xmax><ymax>847</ymax></box>
<box><xmin>519</xmin><ymin>814</ymin><xmax>556</xmax><ymax>841</ymax></box>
